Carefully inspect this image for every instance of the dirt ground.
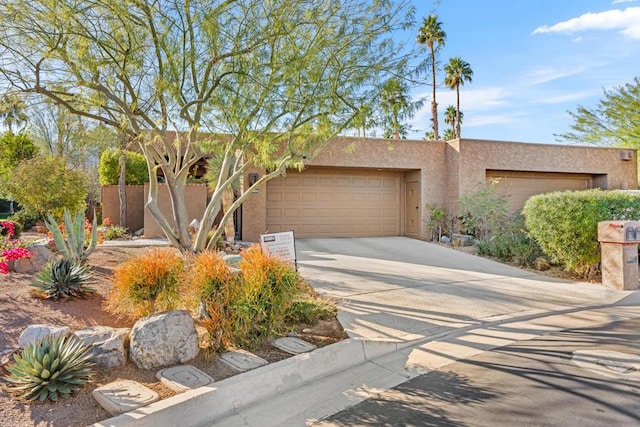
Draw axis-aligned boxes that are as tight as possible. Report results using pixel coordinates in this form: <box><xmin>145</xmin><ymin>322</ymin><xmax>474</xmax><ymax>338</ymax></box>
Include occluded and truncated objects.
<box><xmin>0</xmin><ymin>243</ymin><xmax>347</xmax><ymax>427</ymax></box>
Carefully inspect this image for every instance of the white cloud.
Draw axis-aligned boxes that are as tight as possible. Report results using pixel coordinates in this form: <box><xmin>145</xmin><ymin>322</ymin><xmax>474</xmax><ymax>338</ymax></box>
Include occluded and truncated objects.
<box><xmin>521</xmin><ymin>66</ymin><xmax>588</xmax><ymax>86</ymax></box>
<box><xmin>612</xmin><ymin>0</ymin><xmax>637</xmax><ymax>4</ymax></box>
<box><xmin>532</xmin><ymin>7</ymin><xmax>640</xmax><ymax>39</ymax></box>
<box><xmin>534</xmin><ymin>90</ymin><xmax>596</xmax><ymax>104</ymax></box>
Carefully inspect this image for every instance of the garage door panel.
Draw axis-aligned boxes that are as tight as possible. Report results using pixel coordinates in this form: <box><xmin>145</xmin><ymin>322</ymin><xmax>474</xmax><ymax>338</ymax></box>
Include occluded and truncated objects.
<box><xmin>487</xmin><ymin>171</ymin><xmax>592</xmax><ymax>212</ymax></box>
<box><xmin>267</xmin><ymin>169</ymin><xmax>400</xmax><ymax>237</ymax></box>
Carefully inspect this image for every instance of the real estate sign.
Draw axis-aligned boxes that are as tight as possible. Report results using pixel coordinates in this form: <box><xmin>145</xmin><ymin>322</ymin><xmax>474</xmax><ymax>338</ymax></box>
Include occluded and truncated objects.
<box><xmin>259</xmin><ymin>231</ymin><xmax>297</xmax><ymax>268</ymax></box>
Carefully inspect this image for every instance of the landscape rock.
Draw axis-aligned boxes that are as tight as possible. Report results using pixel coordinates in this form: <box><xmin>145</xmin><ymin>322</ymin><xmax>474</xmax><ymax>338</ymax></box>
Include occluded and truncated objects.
<box><xmin>73</xmin><ymin>326</ymin><xmax>130</xmax><ymax>368</ymax></box>
<box><xmin>535</xmin><ymin>257</ymin><xmax>551</xmax><ymax>271</ymax></box>
<box><xmin>14</xmin><ymin>243</ymin><xmax>56</xmax><ymax>273</ymax></box>
<box><xmin>129</xmin><ymin>310</ymin><xmax>199</xmax><ymax>370</ymax></box>
<box><xmin>134</xmin><ymin>228</ymin><xmax>144</xmax><ymax>236</ymax></box>
<box><xmin>18</xmin><ymin>325</ymin><xmax>70</xmax><ymax>348</ymax></box>
<box><xmin>452</xmin><ymin>233</ymin><xmax>474</xmax><ymax>247</ymax></box>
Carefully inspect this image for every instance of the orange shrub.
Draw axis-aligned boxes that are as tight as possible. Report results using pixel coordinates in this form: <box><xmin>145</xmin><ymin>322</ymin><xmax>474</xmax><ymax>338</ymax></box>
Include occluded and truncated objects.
<box><xmin>183</xmin><ymin>251</ymin><xmax>237</xmax><ymax>350</ymax></box>
<box><xmin>105</xmin><ymin>247</ymin><xmax>185</xmax><ymax>319</ymax></box>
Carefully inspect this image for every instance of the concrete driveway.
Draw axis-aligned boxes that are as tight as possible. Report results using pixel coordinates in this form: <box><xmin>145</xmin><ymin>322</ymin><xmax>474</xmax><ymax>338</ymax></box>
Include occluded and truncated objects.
<box><xmin>205</xmin><ymin>237</ymin><xmax>640</xmax><ymax>427</ymax></box>
<box><xmin>297</xmin><ymin>237</ymin><xmax>629</xmax><ymax>343</ymax></box>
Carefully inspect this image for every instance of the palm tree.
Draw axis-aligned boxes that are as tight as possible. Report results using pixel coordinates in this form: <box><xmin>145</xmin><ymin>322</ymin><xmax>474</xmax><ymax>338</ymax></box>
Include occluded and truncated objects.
<box><xmin>380</xmin><ymin>78</ymin><xmax>410</xmax><ymax>140</ymax></box>
<box><xmin>444</xmin><ymin>105</ymin><xmax>463</xmax><ymax>139</ymax></box>
<box><xmin>444</xmin><ymin>57</ymin><xmax>473</xmax><ymax>138</ymax></box>
<box><xmin>0</xmin><ymin>93</ymin><xmax>28</xmax><ymax>133</ymax></box>
<box><xmin>417</xmin><ymin>14</ymin><xmax>446</xmax><ymax>141</ymax></box>
<box><xmin>442</xmin><ymin>128</ymin><xmax>456</xmax><ymax>141</ymax></box>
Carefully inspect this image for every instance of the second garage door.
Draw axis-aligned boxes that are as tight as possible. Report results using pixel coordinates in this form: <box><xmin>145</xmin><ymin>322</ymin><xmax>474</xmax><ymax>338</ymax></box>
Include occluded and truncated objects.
<box><xmin>266</xmin><ymin>169</ymin><xmax>401</xmax><ymax>237</ymax></box>
<box><xmin>487</xmin><ymin>170</ymin><xmax>593</xmax><ymax>212</ymax></box>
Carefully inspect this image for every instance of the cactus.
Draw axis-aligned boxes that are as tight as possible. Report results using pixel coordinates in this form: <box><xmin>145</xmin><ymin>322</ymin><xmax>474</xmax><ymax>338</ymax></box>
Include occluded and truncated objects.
<box><xmin>31</xmin><ymin>259</ymin><xmax>94</xmax><ymax>300</ymax></box>
<box><xmin>2</xmin><ymin>335</ymin><xmax>93</xmax><ymax>402</ymax></box>
<box><xmin>45</xmin><ymin>208</ymin><xmax>98</xmax><ymax>264</ymax></box>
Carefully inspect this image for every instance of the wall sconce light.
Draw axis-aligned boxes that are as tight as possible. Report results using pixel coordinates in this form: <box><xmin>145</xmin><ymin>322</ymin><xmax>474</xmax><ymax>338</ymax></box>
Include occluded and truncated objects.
<box><xmin>248</xmin><ymin>173</ymin><xmax>259</xmax><ymax>186</ymax></box>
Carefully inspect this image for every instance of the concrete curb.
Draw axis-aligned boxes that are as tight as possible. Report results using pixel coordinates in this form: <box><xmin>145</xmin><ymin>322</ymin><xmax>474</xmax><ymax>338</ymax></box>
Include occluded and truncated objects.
<box><xmin>92</xmin><ymin>338</ymin><xmax>410</xmax><ymax>427</ymax></box>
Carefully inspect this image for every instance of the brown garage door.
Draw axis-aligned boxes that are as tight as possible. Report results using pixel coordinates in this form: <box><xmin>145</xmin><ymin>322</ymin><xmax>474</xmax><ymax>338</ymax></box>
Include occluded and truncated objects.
<box><xmin>486</xmin><ymin>171</ymin><xmax>592</xmax><ymax>212</ymax></box>
<box><xmin>266</xmin><ymin>169</ymin><xmax>401</xmax><ymax>237</ymax></box>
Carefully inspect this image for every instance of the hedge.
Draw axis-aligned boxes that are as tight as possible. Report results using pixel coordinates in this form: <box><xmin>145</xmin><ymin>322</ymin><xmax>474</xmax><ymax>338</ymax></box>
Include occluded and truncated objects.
<box><xmin>523</xmin><ymin>189</ymin><xmax>640</xmax><ymax>277</ymax></box>
<box><xmin>98</xmin><ymin>150</ymin><xmax>149</xmax><ymax>185</ymax></box>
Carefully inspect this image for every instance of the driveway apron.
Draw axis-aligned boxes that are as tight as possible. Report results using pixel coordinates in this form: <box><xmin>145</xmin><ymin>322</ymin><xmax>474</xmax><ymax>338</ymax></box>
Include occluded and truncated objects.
<box><xmin>296</xmin><ymin>237</ymin><xmax>627</xmax><ymax>342</ymax></box>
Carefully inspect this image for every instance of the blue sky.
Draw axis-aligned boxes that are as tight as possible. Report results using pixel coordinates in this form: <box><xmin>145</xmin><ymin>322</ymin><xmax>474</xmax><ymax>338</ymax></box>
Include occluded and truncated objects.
<box><xmin>403</xmin><ymin>0</ymin><xmax>640</xmax><ymax>144</ymax></box>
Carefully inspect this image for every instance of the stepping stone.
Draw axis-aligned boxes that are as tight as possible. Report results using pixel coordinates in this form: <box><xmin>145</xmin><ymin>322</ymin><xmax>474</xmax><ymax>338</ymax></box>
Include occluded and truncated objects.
<box><xmin>220</xmin><ymin>350</ymin><xmax>268</xmax><ymax>372</ymax></box>
<box><xmin>156</xmin><ymin>364</ymin><xmax>215</xmax><ymax>392</ymax></box>
<box><xmin>272</xmin><ymin>337</ymin><xmax>317</xmax><ymax>355</ymax></box>
<box><xmin>92</xmin><ymin>380</ymin><xmax>159</xmax><ymax>416</ymax></box>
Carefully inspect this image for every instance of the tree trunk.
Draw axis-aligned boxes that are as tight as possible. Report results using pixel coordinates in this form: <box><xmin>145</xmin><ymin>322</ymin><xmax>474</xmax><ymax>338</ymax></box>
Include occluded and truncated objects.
<box><xmin>455</xmin><ymin>86</ymin><xmax>461</xmax><ymax>139</ymax></box>
<box><xmin>118</xmin><ymin>151</ymin><xmax>127</xmax><ymax>229</ymax></box>
<box><xmin>221</xmin><ymin>188</ymin><xmax>235</xmax><ymax>243</ymax></box>
<box><xmin>430</xmin><ymin>45</ymin><xmax>439</xmax><ymax>141</ymax></box>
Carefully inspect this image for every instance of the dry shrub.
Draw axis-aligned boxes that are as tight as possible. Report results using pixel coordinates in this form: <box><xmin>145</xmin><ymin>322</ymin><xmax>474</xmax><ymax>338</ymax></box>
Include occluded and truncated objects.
<box><xmin>234</xmin><ymin>245</ymin><xmax>302</xmax><ymax>346</ymax></box>
<box><xmin>187</xmin><ymin>246</ymin><xmax>304</xmax><ymax>350</ymax></box>
<box><xmin>183</xmin><ymin>251</ymin><xmax>236</xmax><ymax>350</ymax></box>
<box><xmin>105</xmin><ymin>247</ymin><xmax>185</xmax><ymax>319</ymax></box>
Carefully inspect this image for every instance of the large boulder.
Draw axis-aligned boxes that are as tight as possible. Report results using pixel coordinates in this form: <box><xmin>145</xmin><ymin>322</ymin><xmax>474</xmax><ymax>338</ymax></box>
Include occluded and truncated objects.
<box><xmin>14</xmin><ymin>242</ymin><xmax>56</xmax><ymax>273</ymax></box>
<box><xmin>18</xmin><ymin>324</ymin><xmax>70</xmax><ymax>348</ymax></box>
<box><xmin>74</xmin><ymin>326</ymin><xmax>130</xmax><ymax>369</ymax></box>
<box><xmin>129</xmin><ymin>310</ymin><xmax>199</xmax><ymax>370</ymax></box>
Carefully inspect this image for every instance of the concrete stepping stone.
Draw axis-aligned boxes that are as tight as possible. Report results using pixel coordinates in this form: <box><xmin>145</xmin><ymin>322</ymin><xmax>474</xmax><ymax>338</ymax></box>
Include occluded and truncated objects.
<box><xmin>220</xmin><ymin>350</ymin><xmax>268</xmax><ymax>372</ymax></box>
<box><xmin>92</xmin><ymin>380</ymin><xmax>159</xmax><ymax>416</ymax></box>
<box><xmin>272</xmin><ymin>337</ymin><xmax>317</xmax><ymax>355</ymax></box>
<box><xmin>156</xmin><ymin>364</ymin><xmax>215</xmax><ymax>392</ymax></box>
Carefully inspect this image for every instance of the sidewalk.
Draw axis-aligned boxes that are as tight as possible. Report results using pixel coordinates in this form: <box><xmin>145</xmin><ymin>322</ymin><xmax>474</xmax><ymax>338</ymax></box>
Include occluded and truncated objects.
<box><xmin>94</xmin><ymin>237</ymin><xmax>640</xmax><ymax>426</ymax></box>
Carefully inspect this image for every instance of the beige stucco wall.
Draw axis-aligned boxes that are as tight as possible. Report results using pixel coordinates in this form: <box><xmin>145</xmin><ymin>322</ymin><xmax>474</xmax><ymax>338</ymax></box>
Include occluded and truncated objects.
<box><xmin>101</xmin><ymin>185</ymin><xmax>145</xmax><ymax>232</ymax></box>
<box><xmin>450</xmin><ymin>139</ymin><xmax>638</xmax><ymax>212</ymax></box>
<box><xmin>143</xmin><ymin>183</ymin><xmax>209</xmax><ymax>238</ymax></box>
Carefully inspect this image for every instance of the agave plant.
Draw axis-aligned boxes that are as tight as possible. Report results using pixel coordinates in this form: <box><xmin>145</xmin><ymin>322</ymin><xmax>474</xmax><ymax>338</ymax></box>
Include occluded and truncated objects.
<box><xmin>31</xmin><ymin>259</ymin><xmax>94</xmax><ymax>300</ymax></box>
<box><xmin>2</xmin><ymin>335</ymin><xmax>93</xmax><ymax>402</ymax></box>
<box><xmin>45</xmin><ymin>208</ymin><xmax>98</xmax><ymax>264</ymax></box>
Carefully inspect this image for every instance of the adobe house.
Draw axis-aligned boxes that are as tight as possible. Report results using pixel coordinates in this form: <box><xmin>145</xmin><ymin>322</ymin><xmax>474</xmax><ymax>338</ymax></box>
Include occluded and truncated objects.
<box><xmin>102</xmin><ymin>137</ymin><xmax>638</xmax><ymax>242</ymax></box>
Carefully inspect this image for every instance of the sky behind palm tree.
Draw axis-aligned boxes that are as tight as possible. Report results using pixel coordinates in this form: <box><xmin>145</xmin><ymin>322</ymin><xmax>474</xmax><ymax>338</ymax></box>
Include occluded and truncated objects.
<box><xmin>404</xmin><ymin>0</ymin><xmax>640</xmax><ymax>144</ymax></box>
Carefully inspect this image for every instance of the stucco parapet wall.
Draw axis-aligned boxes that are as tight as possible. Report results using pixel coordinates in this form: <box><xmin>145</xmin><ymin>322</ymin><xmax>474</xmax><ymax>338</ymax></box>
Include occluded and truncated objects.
<box><xmin>305</xmin><ymin>136</ymin><xmax>445</xmax><ymax>170</ymax></box>
<box><xmin>457</xmin><ymin>138</ymin><xmax>638</xmax><ymax>174</ymax></box>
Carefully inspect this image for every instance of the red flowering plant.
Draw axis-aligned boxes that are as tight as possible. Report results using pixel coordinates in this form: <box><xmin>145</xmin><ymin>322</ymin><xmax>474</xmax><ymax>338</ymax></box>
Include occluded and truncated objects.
<box><xmin>0</xmin><ymin>221</ymin><xmax>32</xmax><ymax>274</ymax></box>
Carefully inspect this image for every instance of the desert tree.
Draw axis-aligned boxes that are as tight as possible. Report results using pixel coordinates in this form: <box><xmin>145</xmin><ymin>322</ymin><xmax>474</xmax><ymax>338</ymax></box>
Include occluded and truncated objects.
<box><xmin>0</xmin><ymin>0</ymin><xmax>416</xmax><ymax>251</ymax></box>
<box><xmin>558</xmin><ymin>77</ymin><xmax>640</xmax><ymax>148</ymax></box>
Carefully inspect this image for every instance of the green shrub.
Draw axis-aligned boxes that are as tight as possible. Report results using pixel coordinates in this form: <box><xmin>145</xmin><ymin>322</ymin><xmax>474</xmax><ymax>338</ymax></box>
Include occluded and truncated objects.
<box><xmin>426</xmin><ymin>204</ymin><xmax>454</xmax><ymax>241</ymax></box>
<box><xmin>458</xmin><ymin>182</ymin><xmax>509</xmax><ymax>239</ymax></box>
<box><xmin>102</xmin><ymin>225</ymin><xmax>129</xmax><ymax>240</ymax></box>
<box><xmin>31</xmin><ymin>259</ymin><xmax>94</xmax><ymax>300</ymax></box>
<box><xmin>2</xmin><ymin>335</ymin><xmax>93</xmax><ymax>402</ymax></box>
<box><xmin>1</xmin><ymin>157</ymin><xmax>87</xmax><ymax>219</ymax></box>
<box><xmin>98</xmin><ymin>149</ymin><xmax>149</xmax><ymax>185</ymax></box>
<box><xmin>476</xmin><ymin>215</ymin><xmax>543</xmax><ymax>267</ymax></box>
<box><xmin>523</xmin><ymin>189</ymin><xmax>640</xmax><ymax>277</ymax></box>
<box><xmin>9</xmin><ymin>208</ymin><xmax>40</xmax><ymax>231</ymax></box>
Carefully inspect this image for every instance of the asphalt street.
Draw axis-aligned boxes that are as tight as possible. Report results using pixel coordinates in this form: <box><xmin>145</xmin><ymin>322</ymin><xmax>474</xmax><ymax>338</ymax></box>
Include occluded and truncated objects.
<box><xmin>315</xmin><ymin>317</ymin><xmax>640</xmax><ymax>427</ymax></box>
